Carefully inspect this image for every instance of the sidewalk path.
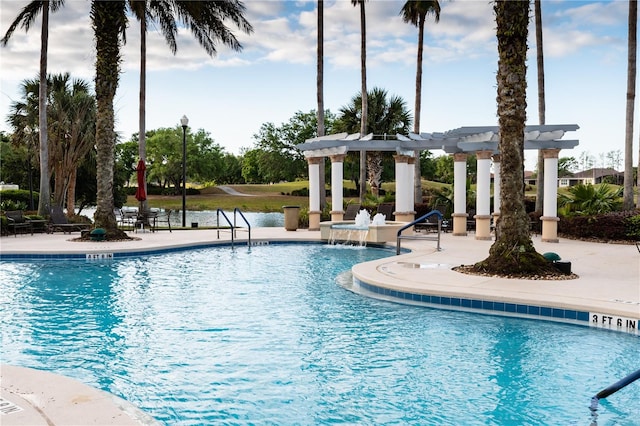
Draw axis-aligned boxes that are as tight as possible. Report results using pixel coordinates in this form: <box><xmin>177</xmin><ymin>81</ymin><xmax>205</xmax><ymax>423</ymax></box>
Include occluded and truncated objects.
<box><xmin>218</xmin><ymin>185</ymin><xmax>253</xmax><ymax>196</ymax></box>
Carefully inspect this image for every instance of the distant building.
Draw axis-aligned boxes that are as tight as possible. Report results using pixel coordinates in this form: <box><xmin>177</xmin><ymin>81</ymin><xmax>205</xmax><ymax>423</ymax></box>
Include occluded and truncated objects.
<box><xmin>524</xmin><ymin>168</ymin><xmax>624</xmax><ymax>187</ymax></box>
<box><xmin>560</xmin><ymin>168</ymin><xmax>623</xmax><ymax>187</ymax></box>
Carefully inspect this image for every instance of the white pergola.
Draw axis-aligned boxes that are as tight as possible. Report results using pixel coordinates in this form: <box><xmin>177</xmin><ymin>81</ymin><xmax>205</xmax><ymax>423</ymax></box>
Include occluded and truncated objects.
<box><xmin>297</xmin><ymin>124</ymin><xmax>579</xmax><ymax>243</ymax></box>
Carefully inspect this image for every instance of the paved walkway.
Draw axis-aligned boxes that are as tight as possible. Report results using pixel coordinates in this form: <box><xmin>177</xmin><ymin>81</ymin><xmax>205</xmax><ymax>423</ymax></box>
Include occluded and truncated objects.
<box><xmin>1</xmin><ymin>227</ymin><xmax>638</xmax><ymax>424</ymax></box>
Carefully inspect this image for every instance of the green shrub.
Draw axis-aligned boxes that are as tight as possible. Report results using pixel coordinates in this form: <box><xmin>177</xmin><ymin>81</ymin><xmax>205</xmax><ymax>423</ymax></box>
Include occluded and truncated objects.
<box><xmin>558</xmin><ymin>210</ymin><xmax>639</xmax><ymax>241</ymax></box>
<box><xmin>0</xmin><ymin>189</ymin><xmax>38</xmax><ymax>211</ymax></box>
<box><xmin>624</xmin><ymin>212</ymin><xmax>640</xmax><ymax>239</ymax></box>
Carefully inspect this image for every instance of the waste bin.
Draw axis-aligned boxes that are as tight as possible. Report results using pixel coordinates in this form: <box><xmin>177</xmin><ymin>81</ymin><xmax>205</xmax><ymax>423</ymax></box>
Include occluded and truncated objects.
<box><xmin>283</xmin><ymin>206</ymin><xmax>300</xmax><ymax>231</ymax></box>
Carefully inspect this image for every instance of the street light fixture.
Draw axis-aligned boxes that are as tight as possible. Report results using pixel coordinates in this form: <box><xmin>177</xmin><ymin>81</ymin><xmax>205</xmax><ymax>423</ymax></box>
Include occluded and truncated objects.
<box><xmin>23</xmin><ymin>126</ymin><xmax>35</xmax><ymax>210</ymax></box>
<box><xmin>180</xmin><ymin>115</ymin><xmax>189</xmax><ymax>228</ymax></box>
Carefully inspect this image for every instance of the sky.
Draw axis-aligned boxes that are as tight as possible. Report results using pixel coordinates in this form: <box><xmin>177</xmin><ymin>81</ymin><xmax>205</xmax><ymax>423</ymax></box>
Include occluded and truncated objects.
<box><xmin>0</xmin><ymin>0</ymin><xmax>636</xmax><ymax>171</ymax></box>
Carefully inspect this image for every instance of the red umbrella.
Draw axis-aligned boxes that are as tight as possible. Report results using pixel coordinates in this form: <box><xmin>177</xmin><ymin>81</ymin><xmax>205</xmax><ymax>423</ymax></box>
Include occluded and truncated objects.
<box><xmin>135</xmin><ymin>160</ymin><xmax>147</xmax><ymax>202</ymax></box>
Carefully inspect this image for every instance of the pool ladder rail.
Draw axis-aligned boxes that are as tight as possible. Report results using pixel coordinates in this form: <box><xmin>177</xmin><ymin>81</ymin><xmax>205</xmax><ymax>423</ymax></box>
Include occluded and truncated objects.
<box><xmin>590</xmin><ymin>367</ymin><xmax>640</xmax><ymax>413</ymax></box>
<box><xmin>396</xmin><ymin>210</ymin><xmax>444</xmax><ymax>255</ymax></box>
<box><xmin>216</xmin><ymin>208</ymin><xmax>251</xmax><ymax>247</ymax></box>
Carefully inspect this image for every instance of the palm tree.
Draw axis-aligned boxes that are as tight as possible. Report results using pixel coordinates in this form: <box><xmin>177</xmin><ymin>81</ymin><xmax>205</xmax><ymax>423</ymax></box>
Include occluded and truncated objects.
<box><xmin>558</xmin><ymin>183</ymin><xmax>623</xmax><ymax>216</ymax></box>
<box><xmin>129</xmin><ymin>0</ymin><xmax>254</xmax><ymax>214</ymax></box>
<box><xmin>623</xmin><ymin>0</ymin><xmax>637</xmax><ymax>210</ymax></box>
<box><xmin>7</xmin><ymin>74</ymin><xmax>94</xmax><ymax>215</ymax></box>
<box><xmin>400</xmin><ymin>0</ymin><xmax>440</xmax><ymax>203</ymax></box>
<box><xmin>2</xmin><ymin>0</ymin><xmax>65</xmax><ymax>216</ymax></box>
<box><xmin>46</xmin><ymin>74</ymin><xmax>96</xmax><ymax>213</ymax></box>
<box><xmin>352</xmin><ymin>0</ymin><xmax>368</xmax><ymax>201</ymax></box>
<box><xmin>317</xmin><ymin>0</ymin><xmax>326</xmax><ymax>209</ymax></box>
<box><xmin>335</xmin><ymin>87</ymin><xmax>412</xmax><ymax>195</ymax></box>
<box><xmin>91</xmin><ymin>0</ymin><xmax>128</xmax><ymax>236</ymax></box>
<box><xmin>470</xmin><ymin>0</ymin><xmax>556</xmax><ymax>276</ymax></box>
<box><xmin>91</xmin><ymin>0</ymin><xmax>253</xmax><ymax>237</ymax></box>
<box><xmin>534</xmin><ymin>0</ymin><xmax>546</xmax><ymax>213</ymax></box>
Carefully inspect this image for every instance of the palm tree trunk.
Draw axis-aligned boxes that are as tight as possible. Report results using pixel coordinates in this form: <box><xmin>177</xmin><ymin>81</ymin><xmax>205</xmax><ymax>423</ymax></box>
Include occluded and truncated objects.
<box><xmin>66</xmin><ymin>167</ymin><xmax>77</xmax><ymax>216</ymax></box>
<box><xmin>414</xmin><ymin>16</ymin><xmax>425</xmax><ymax>204</ymax></box>
<box><xmin>624</xmin><ymin>0</ymin><xmax>637</xmax><ymax>210</ymax></box>
<box><xmin>92</xmin><ymin>1</ymin><xmax>127</xmax><ymax>238</ymax></box>
<box><xmin>359</xmin><ymin>0</ymin><xmax>367</xmax><ymax>202</ymax></box>
<box><xmin>317</xmin><ymin>0</ymin><xmax>326</xmax><ymax>209</ymax></box>
<box><xmin>473</xmin><ymin>0</ymin><xmax>551</xmax><ymax>275</ymax></box>
<box><xmin>534</xmin><ymin>0</ymin><xmax>545</xmax><ymax>213</ymax></box>
<box><xmin>37</xmin><ymin>1</ymin><xmax>50</xmax><ymax>216</ymax></box>
<box><xmin>139</xmin><ymin>14</ymin><xmax>149</xmax><ymax>213</ymax></box>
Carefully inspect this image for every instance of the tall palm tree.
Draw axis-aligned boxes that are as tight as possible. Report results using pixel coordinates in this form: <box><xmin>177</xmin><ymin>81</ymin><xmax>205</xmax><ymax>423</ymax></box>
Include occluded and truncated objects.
<box><xmin>91</xmin><ymin>0</ymin><xmax>128</xmax><ymax>236</ymax></box>
<box><xmin>46</xmin><ymin>74</ymin><xmax>96</xmax><ymax>213</ymax></box>
<box><xmin>534</xmin><ymin>0</ymin><xmax>546</xmax><ymax>213</ymax></box>
<box><xmin>400</xmin><ymin>0</ymin><xmax>440</xmax><ymax>204</ymax></box>
<box><xmin>623</xmin><ymin>0</ymin><xmax>637</xmax><ymax>210</ymax></box>
<box><xmin>129</xmin><ymin>0</ymin><xmax>254</xmax><ymax>214</ymax></box>
<box><xmin>335</xmin><ymin>87</ymin><xmax>412</xmax><ymax>195</ymax></box>
<box><xmin>317</xmin><ymin>0</ymin><xmax>326</xmax><ymax>209</ymax></box>
<box><xmin>352</xmin><ymin>0</ymin><xmax>368</xmax><ymax>201</ymax></box>
<box><xmin>91</xmin><ymin>0</ymin><xmax>253</xmax><ymax>237</ymax></box>
<box><xmin>470</xmin><ymin>0</ymin><xmax>555</xmax><ymax>276</ymax></box>
<box><xmin>2</xmin><ymin>0</ymin><xmax>65</xmax><ymax>216</ymax></box>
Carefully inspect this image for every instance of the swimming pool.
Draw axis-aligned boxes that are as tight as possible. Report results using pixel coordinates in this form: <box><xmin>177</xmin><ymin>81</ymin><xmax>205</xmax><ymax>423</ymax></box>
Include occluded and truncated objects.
<box><xmin>1</xmin><ymin>244</ymin><xmax>638</xmax><ymax>425</ymax></box>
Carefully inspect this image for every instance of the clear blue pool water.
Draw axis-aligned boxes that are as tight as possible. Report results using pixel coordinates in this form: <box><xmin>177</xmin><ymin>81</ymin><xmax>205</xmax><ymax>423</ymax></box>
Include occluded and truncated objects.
<box><xmin>1</xmin><ymin>244</ymin><xmax>638</xmax><ymax>425</ymax></box>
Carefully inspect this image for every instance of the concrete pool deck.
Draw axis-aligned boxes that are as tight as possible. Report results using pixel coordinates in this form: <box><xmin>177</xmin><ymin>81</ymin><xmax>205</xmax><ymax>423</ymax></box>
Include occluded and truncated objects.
<box><xmin>1</xmin><ymin>227</ymin><xmax>638</xmax><ymax>424</ymax></box>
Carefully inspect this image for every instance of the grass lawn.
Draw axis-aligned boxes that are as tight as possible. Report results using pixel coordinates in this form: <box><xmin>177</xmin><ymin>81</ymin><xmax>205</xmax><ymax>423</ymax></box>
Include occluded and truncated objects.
<box><xmin>134</xmin><ymin>182</ymin><xmax>314</xmax><ymax>213</ymax></box>
<box><xmin>129</xmin><ymin>180</ymin><xmax>552</xmax><ymax>213</ymax></box>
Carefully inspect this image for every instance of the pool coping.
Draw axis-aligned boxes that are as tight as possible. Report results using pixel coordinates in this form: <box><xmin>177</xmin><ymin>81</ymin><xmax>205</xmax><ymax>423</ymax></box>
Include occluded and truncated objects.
<box><xmin>1</xmin><ymin>228</ymin><xmax>638</xmax><ymax>424</ymax></box>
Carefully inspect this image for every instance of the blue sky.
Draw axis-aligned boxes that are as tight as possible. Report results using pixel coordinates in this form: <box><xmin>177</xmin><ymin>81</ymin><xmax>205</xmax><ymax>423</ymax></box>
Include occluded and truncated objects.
<box><xmin>0</xmin><ymin>0</ymin><xmax>635</xmax><ymax>171</ymax></box>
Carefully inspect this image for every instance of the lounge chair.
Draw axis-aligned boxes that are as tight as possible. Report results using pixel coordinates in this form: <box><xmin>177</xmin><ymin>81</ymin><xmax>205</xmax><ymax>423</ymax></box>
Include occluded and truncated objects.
<box><xmin>136</xmin><ymin>209</ymin><xmax>172</xmax><ymax>233</ymax></box>
<box><xmin>376</xmin><ymin>203</ymin><xmax>394</xmax><ymax>221</ymax></box>
<box><xmin>49</xmin><ymin>205</ymin><xmax>91</xmax><ymax>234</ymax></box>
<box><xmin>117</xmin><ymin>208</ymin><xmax>138</xmax><ymax>230</ymax></box>
<box><xmin>344</xmin><ymin>203</ymin><xmax>361</xmax><ymax>220</ymax></box>
<box><xmin>5</xmin><ymin>210</ymin><xmax>33</xmax><ymax>237</ymax></box>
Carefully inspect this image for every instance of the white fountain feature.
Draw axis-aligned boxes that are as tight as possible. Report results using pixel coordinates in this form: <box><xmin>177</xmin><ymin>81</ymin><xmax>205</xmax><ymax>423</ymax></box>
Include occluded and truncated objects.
<box><xmin>327</xmin><ymin>209</ymin><xmax>393</xmax><ymax>246</ymax></box>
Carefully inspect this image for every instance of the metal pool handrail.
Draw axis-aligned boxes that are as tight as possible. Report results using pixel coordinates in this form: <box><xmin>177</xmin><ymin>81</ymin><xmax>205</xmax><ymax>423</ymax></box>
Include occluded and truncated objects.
<box><xmin>216</xmin><ymin>209</ymin><xmax>235</xmax><ymax>247</ymax></box>
<box><xmin>233</xmin><ymin>208</ymin><xmax>252</xmax><ymax>247</ymax></box>
<box><xmin>396</xmin><ymin>210</ymin><xmax>444</xmax><ymax>255</ymax></box>
<box><xmin>590</xmin><ymin>367</ymin><xmax>640</xmax><ymax>412</ymax></box>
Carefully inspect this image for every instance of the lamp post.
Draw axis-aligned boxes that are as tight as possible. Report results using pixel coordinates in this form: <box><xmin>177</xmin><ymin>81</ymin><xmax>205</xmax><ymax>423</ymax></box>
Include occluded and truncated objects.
<box><xmin>180</xmin><ymin>115</ymin><xmax>189</xmax><ymax>228</ymax></box>
<box><xmin>24</xmin><ymin>126</ymin><xmax>34</xmax><ymax>210</ymax></box>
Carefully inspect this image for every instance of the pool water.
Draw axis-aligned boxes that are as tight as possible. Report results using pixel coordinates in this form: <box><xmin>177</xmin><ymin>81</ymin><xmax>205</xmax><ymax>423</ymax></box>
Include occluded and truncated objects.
<box><xmin>1</xmin><ymin>244</ymin><xmax>638</xmax><ymax>425</ymax></box>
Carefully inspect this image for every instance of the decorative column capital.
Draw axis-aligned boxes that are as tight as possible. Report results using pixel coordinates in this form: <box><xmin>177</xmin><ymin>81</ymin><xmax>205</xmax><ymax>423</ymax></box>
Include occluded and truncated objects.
<box><xmin>393</xmin><ymin>154</ymin><xmax>410</xmax><ymax>163</ymax></box>
<box><xmin>476</xmin><ymin>149</ymin><xmax>493</xmax><ymax>160</ymax></box>
<box><xmin>492</xmin><ymin>154</ymin><xmax>501</xmax><ymax>163</ymax></box>
<box><xmin>307</xmin><ymin>156</ymin><xmax>323</xmax><ymax>165</ymax></box>
<box><xmin>329</xmin><ymin>154</ymin><xmax>346</xmax><ymax>163</ymax></box>
<box><xmin>542</xmin><ymin>148</ymin><xmax>561</xmax><ymax>159</ymax></box>
<box><xmin>453</xmin><ymin>152</ymin><xmax>467</xmax><ymax>162</ymax></box>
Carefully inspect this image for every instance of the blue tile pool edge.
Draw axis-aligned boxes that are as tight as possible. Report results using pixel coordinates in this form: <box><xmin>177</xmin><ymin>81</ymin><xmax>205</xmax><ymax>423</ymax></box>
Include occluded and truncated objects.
<box><xmin>0</xmin><ymin>240</ymin><xmax>399</xmax><ymax>260</ymax></box>
<box><xmin>352</xmin><ymin>277</ymin><xmax>640</xmax><ymax>336</ymax></box>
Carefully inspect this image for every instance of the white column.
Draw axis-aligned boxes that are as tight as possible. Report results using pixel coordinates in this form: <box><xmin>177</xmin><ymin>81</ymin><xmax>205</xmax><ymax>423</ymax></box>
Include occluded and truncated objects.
<box><xmin>452</xmin><ymin>153</ymin><xmax>468</xmax><ymax>236</ymax></box>
<box><xmin>492</xmin><ymin>154</ymin><xmax>501</xmax><ymax>214</ymax></box>
<box><xmin>329</xmin><ymin>154</ymin><xmax>345</xmax><ymax>221</ymax></box>
<box><xmin>541</xmin><ymin>149</ymin><xmax>560</xmax><ymax>243</ymax></box>
<box><xmin>474</xmin><ymin>150</ymin><xmax>492</xmax><ymax>240</ymax></box>
<box><xmin>394</xmin><ymin>155</ymin><xmax>409</xmax><ymax>212</ymax></box>
<box><xmin>307</xmin><ymin>157</ymin><xmax>322</xmax><ymax>231</ymax></box>
<box><xmin>476</xmin><ymin>151</ymin><xmax>491</xmax><ymax>216</ymax></box>
<box><xmin>543</xmin><ymin>152</ymin><xmax>558</xmax><ymax>218</ymax></box>
<box><xmin>407</xmin><ymin>156</ymin><xmax>416</xmax><ymax>210</ymax></box>
<box><xmin>308</xmin><ymin>158</ymin><xmax>321</xmax><ymax>211</ymax></box>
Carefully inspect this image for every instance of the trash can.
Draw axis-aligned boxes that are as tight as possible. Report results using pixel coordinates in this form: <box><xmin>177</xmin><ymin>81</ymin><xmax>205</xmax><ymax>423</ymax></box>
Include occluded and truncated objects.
<box><xmin>283</xmin><ymin>206</ymin><xmax>300</xmax><ymax>231</ymax></box>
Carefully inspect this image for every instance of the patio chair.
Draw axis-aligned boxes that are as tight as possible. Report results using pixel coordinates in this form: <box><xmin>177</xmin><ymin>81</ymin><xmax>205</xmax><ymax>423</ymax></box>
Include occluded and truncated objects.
<box><xmin>117</xmin><ymin>208</ymin><xmax>138</xmax><ymax>231</ymax></box>
<box><xmin>344</xmin><ymin>203</ymin><xmax>361</xmax><ymax>220</ymax></box>
<box><xmin>376</xmin><ymin>203</ymin><xmax>394</xmax><ymax>221</ymax></box>
<box><xmin>49</xmin><ymin>205</ymin><xmax>91</xmax><ymax>234</ymax></box>
<box><xmin>5</xmin><ymin>210</ymin><xmax>33</xmax><ymax>237</ymax></box>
